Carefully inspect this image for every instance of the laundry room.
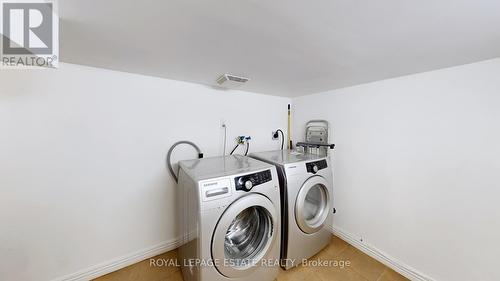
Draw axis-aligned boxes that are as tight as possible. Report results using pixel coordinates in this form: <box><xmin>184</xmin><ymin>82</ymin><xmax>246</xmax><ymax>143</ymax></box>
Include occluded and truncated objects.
<box><xmin>1</xmin><ymin>1</ymin><xmax>499</xmax><ymax>281</ymax></box>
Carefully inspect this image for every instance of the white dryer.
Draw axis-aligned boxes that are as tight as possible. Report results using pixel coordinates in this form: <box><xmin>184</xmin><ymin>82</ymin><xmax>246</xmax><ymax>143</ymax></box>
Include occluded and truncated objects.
<box><xmin>250</xmin><ymin>150</ymin><xmax>333</xmax><ymax>269</ymax></box>
<box><xmin>177</xmin><ymin>155</ymin><xmax>281</xmax><ymax>281</ymax></box>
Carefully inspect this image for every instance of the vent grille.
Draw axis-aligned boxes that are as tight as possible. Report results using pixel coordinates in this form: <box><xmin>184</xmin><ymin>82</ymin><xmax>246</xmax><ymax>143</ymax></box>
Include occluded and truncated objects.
<box><xmin>216</xmin><ymin>74</ymin><xmax>250</xmax><ymax>88</ymax></box>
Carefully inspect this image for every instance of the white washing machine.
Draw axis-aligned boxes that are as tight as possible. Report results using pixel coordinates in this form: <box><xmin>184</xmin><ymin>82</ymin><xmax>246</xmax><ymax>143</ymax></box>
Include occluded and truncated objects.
<box><xmin>250</xmin><ymin>150</ymin><xmax>333</xmax><ymax>269</ymax></box>
<box><xmin>177</xmin><ymin>155</ymin><xmax>281</xmax><ymax>281</ymax></box>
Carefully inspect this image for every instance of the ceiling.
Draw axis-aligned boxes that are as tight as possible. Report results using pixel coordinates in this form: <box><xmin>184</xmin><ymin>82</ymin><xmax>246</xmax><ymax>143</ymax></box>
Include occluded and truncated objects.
<box><xmin>60</xmin><ymin>0</ymin><xmax>500</xmax><ymax>97</ymax></box>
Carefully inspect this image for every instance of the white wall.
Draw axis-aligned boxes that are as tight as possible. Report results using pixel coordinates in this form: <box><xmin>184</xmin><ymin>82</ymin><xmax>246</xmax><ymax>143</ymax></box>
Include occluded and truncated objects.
<box><xmin>293</xmin><ymin>58</ymin><xmax>500</xmax><ymax>281</ymax></box>
<box><xmin>4</xmin><ymin>59</ymin><xmax>500</xmax><ymax>281</ymax></box>
<box><xmin>0</xmin><ymin>63</ymin><xmax>290</xmax><ymax>281</ymax></box>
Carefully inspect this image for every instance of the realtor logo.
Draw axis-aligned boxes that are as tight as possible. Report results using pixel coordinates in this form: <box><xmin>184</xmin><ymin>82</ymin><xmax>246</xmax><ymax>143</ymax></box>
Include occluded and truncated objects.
<box><xmin>0</xmin><ymin>0</ymin><xmax>58</xmax><ymax>68</ymax></box>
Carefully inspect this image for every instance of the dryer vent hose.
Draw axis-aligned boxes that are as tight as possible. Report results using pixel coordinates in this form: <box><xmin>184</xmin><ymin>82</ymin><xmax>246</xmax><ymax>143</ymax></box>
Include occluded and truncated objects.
<box><xmin>167</xmin><ymin>141</ymin><xmax>203</xmax><ymax>183</ymax></box>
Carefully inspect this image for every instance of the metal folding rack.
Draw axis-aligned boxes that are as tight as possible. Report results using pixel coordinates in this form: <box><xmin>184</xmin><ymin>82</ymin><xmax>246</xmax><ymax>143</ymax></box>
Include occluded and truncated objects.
<box><xmin>296</xmin><ymin>120</ymin><xmax>335</xmax><ymax>155</ymax></box>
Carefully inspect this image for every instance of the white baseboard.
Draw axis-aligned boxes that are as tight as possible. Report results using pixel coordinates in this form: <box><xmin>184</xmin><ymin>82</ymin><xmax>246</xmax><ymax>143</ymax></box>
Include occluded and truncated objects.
<box><xmin>330</xmin><ymin>226</ymin><xmax>434</xmax><ymax>281</ymax></box>
<box><xmin>53</xmin><ymin>228</ymin><xmax>433</xmax><ymax>281</ymax></box>
<box><xmin>52</xmin><ymin>237</ymin><xmax>181</xmax><ymax>281</ymax></box>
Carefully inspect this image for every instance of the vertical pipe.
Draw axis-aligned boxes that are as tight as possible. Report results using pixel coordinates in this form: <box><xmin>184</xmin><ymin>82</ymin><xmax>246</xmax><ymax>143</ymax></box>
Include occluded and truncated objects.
<box><xmin>287</xmin><ymin>104</ymin><xmax>292</xmax><ymax>149</ymax></box>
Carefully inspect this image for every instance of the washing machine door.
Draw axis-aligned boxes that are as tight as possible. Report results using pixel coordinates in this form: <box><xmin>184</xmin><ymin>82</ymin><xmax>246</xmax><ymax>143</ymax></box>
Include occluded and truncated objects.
<box><xmin>212</xmin><ymin>193</ymin><xmax>278</xmax><ymax>278</ymax></box>
<box><xmin>295</xmin><ymin>176</ymin><xmax>331</xmax><ymax>234</ymax></box>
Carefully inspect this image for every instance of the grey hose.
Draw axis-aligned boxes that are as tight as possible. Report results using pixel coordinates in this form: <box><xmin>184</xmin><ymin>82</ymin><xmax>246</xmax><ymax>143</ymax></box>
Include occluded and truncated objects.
<box><xmin>167</xmin><ymin>141</ymin><xmax>203</xmax><ymax>183</ymax></box>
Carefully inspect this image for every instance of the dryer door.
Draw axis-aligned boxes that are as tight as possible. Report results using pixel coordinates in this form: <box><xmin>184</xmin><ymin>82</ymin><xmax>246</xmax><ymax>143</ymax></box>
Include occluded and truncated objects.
<box><xmin>295</xmin><ymin>176</ymin><xmax>331</xmax><ymax>234</ymax></box>
<box><xmin>212</xmin><ymin>194</ymin><xmax>278</xmax><ymax>278</ymax></box>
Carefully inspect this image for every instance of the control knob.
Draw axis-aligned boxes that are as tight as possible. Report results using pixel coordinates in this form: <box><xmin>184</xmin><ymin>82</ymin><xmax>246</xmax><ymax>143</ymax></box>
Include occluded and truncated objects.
<box><xmin>244</xmin><ymin>180</ymin><xmax>253</xmax><ymax>190</ymax></box>
<box><xmin>312</xmin><ymin>165</ymin><xmax>319</xmax><ymax>173</ymax></box>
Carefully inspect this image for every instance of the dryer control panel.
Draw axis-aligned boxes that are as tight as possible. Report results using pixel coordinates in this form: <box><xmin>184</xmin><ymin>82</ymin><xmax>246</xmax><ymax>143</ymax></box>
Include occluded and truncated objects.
<box><xmin>306</xmin><ymin>159</ymin><xmax>328</xmax><ymax>174</ymax></box>
<box><xmin>235</xmin><ymin>170</ymin><xmax>272</xmax><ymax>192</ymax></box>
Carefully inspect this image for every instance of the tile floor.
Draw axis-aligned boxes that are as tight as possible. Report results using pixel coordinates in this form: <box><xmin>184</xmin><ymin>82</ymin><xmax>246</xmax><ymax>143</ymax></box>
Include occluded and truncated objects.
<box><xmin>94</xmin><ymin>236</ymin><xmax>408</xmax><ymax>281</ymax></box>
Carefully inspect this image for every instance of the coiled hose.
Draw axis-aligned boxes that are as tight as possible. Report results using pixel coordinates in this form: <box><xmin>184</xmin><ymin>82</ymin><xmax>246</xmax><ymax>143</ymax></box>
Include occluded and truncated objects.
<box><xmin>167</xmin><ymin>141</ymin><xmax>203</xmax><ymax>183</ymax></box>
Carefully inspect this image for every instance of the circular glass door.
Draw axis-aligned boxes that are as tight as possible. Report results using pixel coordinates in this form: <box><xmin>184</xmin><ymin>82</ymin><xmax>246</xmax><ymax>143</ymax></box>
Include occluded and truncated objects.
<box><xmin>224</xmin><ymin>206</ymin><xmax>271</xmax><ymax>266</ymax></box>
<box><xmin>295</xmin><ymin>176</ymin><xmax>331</xmax><ymax>234</ymax></box>
<box><xmin>212</xmin><ymin>194</ymin><xmax>277</xmax><ymax>277</ymax></box>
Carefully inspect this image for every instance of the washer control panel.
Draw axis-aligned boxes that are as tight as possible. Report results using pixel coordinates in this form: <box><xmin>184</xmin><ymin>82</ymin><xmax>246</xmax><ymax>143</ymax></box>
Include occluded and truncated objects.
<box><xmin>306</xmin><ymin>159</ymin><xmax>328</xmax><ymax>174</ymax></box>
<box><xmin>235</xmin><ymin>169</ymin><xmax>272</xmax><ymax>191</ymax></box>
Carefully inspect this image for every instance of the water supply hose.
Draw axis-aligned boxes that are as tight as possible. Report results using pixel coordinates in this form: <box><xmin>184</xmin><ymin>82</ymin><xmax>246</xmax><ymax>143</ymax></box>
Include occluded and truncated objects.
<box><xmin>229</xmin><ymin>144</ymin><xmax>239</xmax><ymax>155</ymax></box>
<box><xmin>244</xmin><ymin>142</ymin><xmax>250</xmax><ymax>156</ymax></box>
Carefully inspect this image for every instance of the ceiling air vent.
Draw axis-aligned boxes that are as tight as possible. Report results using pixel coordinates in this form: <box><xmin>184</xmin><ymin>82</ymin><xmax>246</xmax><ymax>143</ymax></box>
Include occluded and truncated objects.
<box><xmin>216</xmin><ymin>74</ymin><xmax>250</xmax><ymax>88</ymax></box>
